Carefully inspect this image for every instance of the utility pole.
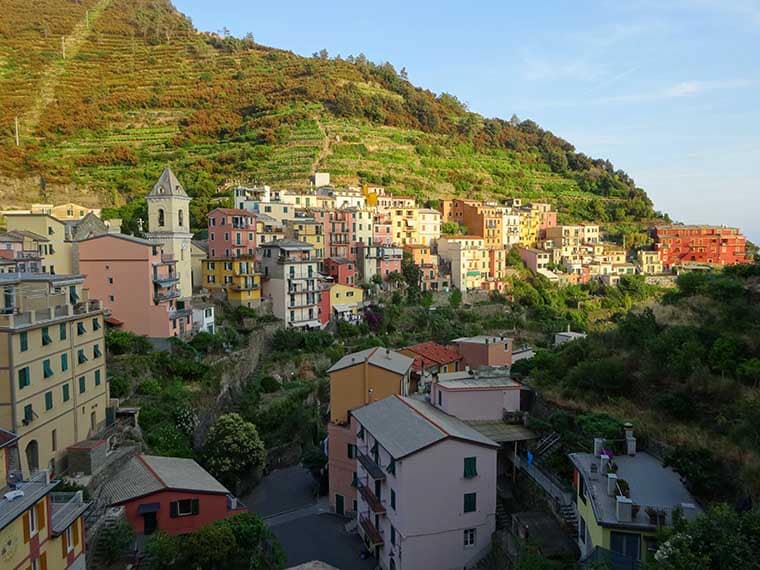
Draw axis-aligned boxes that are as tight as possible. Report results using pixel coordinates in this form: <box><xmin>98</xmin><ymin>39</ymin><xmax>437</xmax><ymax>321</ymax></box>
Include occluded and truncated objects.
<box><xmin>14</xmin><ymin>116</ymin><xmax>19</xmax><ymax>146</ymax></box>
<box><xmin>61</xmin><ymin>36</ymin><xmax>66</xmax><ymax>59</ymax></box>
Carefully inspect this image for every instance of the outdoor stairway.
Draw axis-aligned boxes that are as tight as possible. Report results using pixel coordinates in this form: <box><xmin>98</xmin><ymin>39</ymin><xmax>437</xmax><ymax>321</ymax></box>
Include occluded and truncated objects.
<box><xmin>535</xmin><ymin>432</ymin><xmax>561</xmax><ymax>457</ymax></box>
<box><xmin>559</xmin><ymin>503</ymin><xmax>579</xmax><ymax>534</ymax></box>
<box><xmin>496</xmin><ymin>500</ymin><xmax>509</xmax><ymax>530</ymax></box>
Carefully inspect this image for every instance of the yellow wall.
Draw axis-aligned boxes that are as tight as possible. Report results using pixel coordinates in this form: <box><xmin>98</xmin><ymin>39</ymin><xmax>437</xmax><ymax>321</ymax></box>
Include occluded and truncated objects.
<box><xmin>329</xmin><ymin>363</ymin><xmax>405</xmax><ymax>424</ymax></box>
<box><xmin>329</xmin><ymin>284</ymin><xmax>364</xmax><ymax>314</ymax></box>
<box><xmin>5</xmin><ymin>215</ymin><xmax>72</xmax><ymax>275</ymax></box>
<box><xmin>202</xmin><ymin>259</ymin><xmax>262</xmax><ymax>308</ymax></box>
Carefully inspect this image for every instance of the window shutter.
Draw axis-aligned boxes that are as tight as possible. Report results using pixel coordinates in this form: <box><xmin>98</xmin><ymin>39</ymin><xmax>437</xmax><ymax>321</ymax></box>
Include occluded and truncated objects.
<box><xmin>40</xmin><ymin>553</ymin><xmax>47</xmax><ymax>570</ymax></box>
<box><xmin>22</xmin><ymin>512</ymin><xmax>30</xmax><ymax>543</ymax></box>
<box><xmin>36</xmin><ymin>502</ymin><xmax>46</xmax><ymax>531</ymax></box>
<box><xmin>191</xmin><ymin>498</ymin><xmax>200</xmax><ymax>515</ymax></box>
<box><xmin>73</xmin><ymin>519</ymin><xmax>80</xmax><ymax>547</ymax></box>
<box><xmin>170</xmin><ymin>501</ymin><xmax>178</xmax><ymax>518</ymax></box>
<box><xmin>61</xmin><ymin>531</ymin><xmax>67</xmax><ymax>558</ymax></box>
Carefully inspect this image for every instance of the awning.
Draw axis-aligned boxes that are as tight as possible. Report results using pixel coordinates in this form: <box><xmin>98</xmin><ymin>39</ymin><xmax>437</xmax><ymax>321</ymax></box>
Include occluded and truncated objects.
<box><xmin>137</xmin><ymin>502</ymin><xmax>160</xmax><ymax>515</ymax></box>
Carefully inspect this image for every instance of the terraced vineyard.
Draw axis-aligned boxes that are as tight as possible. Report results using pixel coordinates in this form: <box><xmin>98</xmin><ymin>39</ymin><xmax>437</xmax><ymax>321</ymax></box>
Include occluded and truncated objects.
<box><xmin>0</xmin><ymin>0</ymin><xmax>662</xmax><ymax>232</ymax></box>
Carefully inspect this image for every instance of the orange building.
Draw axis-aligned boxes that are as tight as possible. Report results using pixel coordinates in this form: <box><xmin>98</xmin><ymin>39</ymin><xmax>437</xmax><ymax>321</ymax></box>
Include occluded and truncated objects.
<box><xmin>449</xmin><ymin>200</ymin><xmax>504</xmax><ymax>249</ymax></box>
<box><xmin>326</xmin><ymin>348</ymin><xmax>413</xmax><ymax>516</ymax></box>
<box><xmin>652</xmin><ymin>225</ymin><xmax>748</xmax><ymax>269</ymax></box>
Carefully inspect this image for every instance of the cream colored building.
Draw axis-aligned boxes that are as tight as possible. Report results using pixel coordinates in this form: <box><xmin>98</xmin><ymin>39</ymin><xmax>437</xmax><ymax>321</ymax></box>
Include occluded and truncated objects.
<box><xmin>390</xmin><ymin>207</ymin><xmax>441</xmax><ymax>247</ymax></box>
<box><xmin>145</xmin><ymin>167</ymin><xmax>193</xmax><ymax>299</ymax></box>
<box><xmin>437</xmin><ymin>237</ymin><xmax>489</xmax><ymax>290</ymax></box>
<box><xmin>0</xmin><ymin>273</ymin><xmax>109</xmax><ymax>476</ymax></box>
<box><xmin>637</xmin><ymin>250</ymin><xmax>663</xmax><ymax>275</ymax></box>
<box><xmin>4</xmin><ymin>214</ymin><xmax>73</xmax><ymax>276</ymax></box>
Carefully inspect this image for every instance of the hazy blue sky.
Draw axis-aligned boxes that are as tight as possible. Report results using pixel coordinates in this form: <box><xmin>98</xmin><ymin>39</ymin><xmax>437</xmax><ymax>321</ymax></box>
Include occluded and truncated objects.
<box><xmin>173</xmin><ymin>0</ymin><xmax>760</xmax><ymax>242</ymax></box>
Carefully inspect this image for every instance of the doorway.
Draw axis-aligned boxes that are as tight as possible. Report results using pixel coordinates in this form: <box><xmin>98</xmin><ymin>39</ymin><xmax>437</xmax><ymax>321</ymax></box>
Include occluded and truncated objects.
<box><xmin>143</xmin><ymin>512</ymin><xmax>158</xmax><ymax>535</ymax></box>
<box><xmin>335</xmin><ymin>494</ymin><xmax>344</xmax><ymax>516</ymax></box>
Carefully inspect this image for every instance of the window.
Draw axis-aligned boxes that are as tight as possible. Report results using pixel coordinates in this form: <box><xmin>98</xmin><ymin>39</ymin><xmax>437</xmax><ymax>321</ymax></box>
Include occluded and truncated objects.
<box><xmin>158</xmin><ymin>208</ymin><xmax>165</xmax><ymax>227</ymax></box>
<box><xmin>95</xmin><ymin>370</ymin><xmax>101</xmax><ymax>386</ymax></box>
<box><xmin>52</xmin><ymin>429</ymin><xmax>57</xmax><ymax>452</ymax></box>
<box><xmin>171</xmin><ymin>498</ymin><xmax>199</xmax><ymax>517</ymax></box>
<box><xmin>387</xmin><ymin>459</ymin><xmax>396</xmax><ymax>476</ymax></box>
<box><xmin>45</xmin><ymin>391</ymin><xmax>53</xmax><ymax>411</ymax></box>
<box><xmin>92</xmin><ymin>318</ymin><xmax>100</xmax><ymax>331</ymax></box>
<box><xmin>61</xmin><ymin>353</ymin><xmax>68</xmax><ymax>372</ymax></box>
<box><xmin>43</xmin><ymin>359</ymin><xmax>54</xmax><ymax>379</ymax></box>
<box><xmin>41</xmin><ymin>327</ymin><xmax>52</xmax><ymax>346</ymax></box>
<box><xmin>109</xmin><ymin>295</ymin><xmax>114</xmax><ymax>302</ymax></box>
<box><xmin>64</xmin><ymin>524</ymin><xmax>74</xmax><ymax>552</ymax></box>
<box><xmin>610</xmin><ymin>531</ymin><xmax>641</xmax><ymax>561</ymax></box>
<box><xmin>18</xmin><ymin>367</ymin><xmax>30</xmax><ymax>389</ymax></box>
<box><xmin>77</xmin><ymin>322</ymin><xmax>86</xmax><ymax>336</ymax></box>
<box><xmin>390</xmin><ymin>524</ymin><xmax>396</xmax><ymax>546</ymax></box>
<box><xmin>62</xmin><ymin>383</ymin><xmax>70</xmax><ymax>402</ymax></box>
<box><xmin>79</xmin><ymin>376</ymin><xmax>86</xmax><ymax>394</ymax></box>
<box><xmin>178</xmin><ymin>209</ymin><xmax>184</xmax><ymax>227</ymax></box>
<box><xmin>463</xmin><ymin>493</ymin><xmax>477</xmax><ymax>513</ymax></box>
<box><xmin>59</xmin><ymin>323</ymin><xmax>67</xmax><ymax>340</ymax></box>
<box><xmin>464</xmin><ymin>457</ymin><xmax>477</xmax><ymax>478</ymax></box>
<box><xmin>390</xmin><ymin>489</ymin><xmax>396</xmax><ymax>510</ymax></box>
<box><xmin>29</xmin><ymin>503</ymin><xmax>37</xmax><ymax>535</ymax></box>
<box><xmin>20</xmin><ymin>331</ymin><xmax>28</xmax><ymax>352</ymax></box>
<box><xmin>347</xmin><ymin>443</ymin><xmax>356</xmax><ymax>459</ymax></box>
<box><xmin>437</xmin><ymin>390</ymin><xmax>442</xmax><ymax>406</ymax></box>
<box><xmin>78</xmin><ymin>349</ymin><xmax>87</xmax><ymax>364</ymax></box>
<box><xmin>93</xmin><ymin>344</ymin><xmax>102</xmax><ymax>359</ymax></box>
<box><xmin>464</xmin><ymin>528</ymin><xmax>476</xmax><ymax>549</ymax></box>
<box><xmin>579</xmin><ymin>516</ymin><xmax>586</xmax><ymax>544</ymax></box>
<box><xmin>579</xmin><ymin>476</ymin><xmax>587</xmax><ymax>504</ymax></box>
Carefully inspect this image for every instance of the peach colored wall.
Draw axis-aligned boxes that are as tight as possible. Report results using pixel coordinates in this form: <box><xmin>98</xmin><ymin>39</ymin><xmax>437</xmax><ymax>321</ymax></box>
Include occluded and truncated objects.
<box><xmin>79</xmin><ymin>237</ymin><xmax>174</xmax><ymax>338</ymax></box>
<box><xmin>455</xmin><ymin>340</ymin><xmax>512</xmax><ymax>368</ymax></box>
<box><xmin>327</xmin><ymin>423</ymin><xmax>358</xmax><ymax>514</ymax></box>
<box><xmin>432</xmin><ymin>384</ymin><xmax>521</xmax><ymax>421</ymax></box>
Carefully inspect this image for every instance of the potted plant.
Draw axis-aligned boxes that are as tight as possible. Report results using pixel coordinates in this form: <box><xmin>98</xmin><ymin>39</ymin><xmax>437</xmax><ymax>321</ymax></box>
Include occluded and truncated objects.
<box><xmin>617</xmin><ymin>479</ymin><xmax>630</xmax><ymax>498</ymax></box>
<box><xmin>646</xmin><ymin>506</ymin><xmax>658</xmax><ymax>524</ymax></box>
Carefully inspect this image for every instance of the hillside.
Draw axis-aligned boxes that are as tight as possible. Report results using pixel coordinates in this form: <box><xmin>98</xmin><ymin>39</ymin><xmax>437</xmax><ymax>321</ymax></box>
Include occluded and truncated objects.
<box><xmin>0</xmin><ymin>0</ymin><xmax>661</xmax><ymax>230</ymax></box>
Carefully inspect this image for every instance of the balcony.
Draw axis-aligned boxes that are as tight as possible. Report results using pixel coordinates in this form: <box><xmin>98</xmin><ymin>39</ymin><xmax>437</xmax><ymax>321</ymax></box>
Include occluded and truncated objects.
<box><xmin>73</xmin><ymin>299</ymin><xmax>102</xmax><ymax>315</ymax></box>
<box><xmin>231</xmin><ymin>283</ymin><xmax>261</xmax><ymax>292</ymax></box>
<box><xmin>169</xmin><ymin>308</ymin><xmax>193</xmax><ymax>320</ymax></box>
<box><xmin>155</xmin><ymin>290</ymin><xmax>181</xmax><ymax>303</ymax></box>
<box><xmin>278</xmin><ymin>256</ymin><xmax>315</xmax><ymax>264</ymax></box>
<box><xmin>359</xmin><ymin>515</ymin><xmax>384</xmax><ymax>547</ymax></box>
<box><xmin>357</xmin><ymin>483</ymin><xmax>386</xmax><ymax>514</ymax></box>
<box><xmin>153</xmin><ymin>275</ymin><xmax>179</xmax><ymax>287</ymax></box>
<box><xmin>357</xmin><ymin>453</ymin><xmax>386</xmax><ymax>480</ymax></box>
<box><xmin>50</xmin><ymin>491</ymin><xmax>90</xmax><ymax>535</ymax></box>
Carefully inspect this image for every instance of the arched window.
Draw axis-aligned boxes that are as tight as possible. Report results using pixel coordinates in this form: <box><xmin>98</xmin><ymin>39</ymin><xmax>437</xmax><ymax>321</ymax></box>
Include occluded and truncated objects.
<box><xmin>178</xmin><ymin>209</ymin><xmax>184</xmax><ymax>227</ymax></box>
<box><xmin>158</xmin><ymin>208</ymin><xmax>165</xmax><ymax>227</ymax></box>
<box><xmin>26</xmin><ymin>440</ymin><xmax>39</xmax><ymax>473</ymax></box>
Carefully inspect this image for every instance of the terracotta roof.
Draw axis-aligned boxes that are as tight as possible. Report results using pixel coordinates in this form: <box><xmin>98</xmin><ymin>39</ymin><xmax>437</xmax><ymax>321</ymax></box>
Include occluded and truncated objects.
<box><xmin>403</xmin><ymin>342</ymin><xmax>462</xmax><ymax>372</ymax></box>
<box><xmin>209</xmin><ymin>208</ymin><xmax>253</xmax><ymax>217</ymax></box>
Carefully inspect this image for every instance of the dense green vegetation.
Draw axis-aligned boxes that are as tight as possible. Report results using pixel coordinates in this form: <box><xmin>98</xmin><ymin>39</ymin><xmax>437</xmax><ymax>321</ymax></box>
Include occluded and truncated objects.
<box><xmin>0</xmin><ymin>0</ymin><xmax>663</xmax><ymax>234</ymax></box>
<box><xmin>514</xmin><ymin>263</ymin><xmax>760</xmax><ymax>504</ymax></box>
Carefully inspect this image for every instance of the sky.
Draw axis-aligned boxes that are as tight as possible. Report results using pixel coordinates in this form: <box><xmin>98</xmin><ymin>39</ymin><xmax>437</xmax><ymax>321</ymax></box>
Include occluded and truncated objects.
<box><xmin>172</xmin><ymin>0</ymin><xmax>760</xmax><ymax>243</ymax></box>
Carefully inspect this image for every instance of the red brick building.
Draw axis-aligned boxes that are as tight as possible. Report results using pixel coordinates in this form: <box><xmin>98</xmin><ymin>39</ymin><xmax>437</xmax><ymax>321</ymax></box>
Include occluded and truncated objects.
<box><xmin>652</xmin><ymin>225</ymin><xmax>748</xmax><ymax>269</ymax></box>
<box><xmin>102</xmin><ymin>455</ymin><xmax>245</xmax><ymax>536</ymax></box>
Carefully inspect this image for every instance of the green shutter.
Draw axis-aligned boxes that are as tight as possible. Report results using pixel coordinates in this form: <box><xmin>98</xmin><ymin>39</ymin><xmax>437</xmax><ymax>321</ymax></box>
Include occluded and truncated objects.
<box><xmin>43</xmin><ymin>359</ymin><xmax>54</xmax><ymax>379</ymax></box>
<box><xmin>95</xmin><ymin>370</ymin><xmax>101</xmax><ymax>386</ymax></box>
<box><xmin>191</xmin><ymin>498</ymin><xmax>200</xmax><ymax>515</ymax></box>
<box><xmin>92</xmin><ymin>318</ymin><xmax>100</xmax><ymax>331</ymax></box>
<box><xmin>387</xmin><ymin>459</ymin><xmax>396</xmax><ymax>475</ymax></box>
<box><xmin>79</xmin><ymin>376</ymin><xmax>86</xmax><ymax>394</ymax></box>
<box><xmin>24</xmin><ymin>404</ymin><xmax>33</xmax><ymax>422</ymax></box>
<box><xmin>59</xmin><ymin>323</ymin><xmax>67</xmax><ymax>340</ymax></box>
<box><xmin>61</xmin><ymin>353</ymin><xmax>68</xmax><ymax>372</ymax></box>
<box><xmin>391</xmin><ymin>489</ymin><xmax>396</xmax><ymax>510</ymax></box>
<box><xmin>77</xmin><ymin>322</ymin><xmax>85</xmax><ymax>336</ymax></box>
<box><xmin>41</xmin><ymin>327</ymin><xmax>52</xmax><ymax>346</ymax></box>
<box><xmin>94</xmin><ymin>344</ymin><xmax>101</xmax><ymax>358</ymax></box>
<box><xmin>78</xmin><ymin>350</ymin><xmax>87</xmax><ymax>364</ymax></box>
<box><xmin>18</xmin><ymin>367</ymin><xmax>30</xmax><ymax>389</ymax></box>
<box><xmin>170</xmin><ymin>502</ymin><xmax>178</xmax><ymax>518</ymax></box>
<box><xmin>20</xmin><ymin>332</ymin><xmax>28</xmax><ymax>352</ymax></box>
<box><xmin>464</xmin><ymin>492</ymin><xmax>477</xmax><ymax>513</ymax></box>
<box><xmin>62</xmin><ymin>384</ymin><xmax>70</xmax><ymax>402</ymax></box>
<box><xmin>45</xmin><ymin>391</ymin><xmax>53</xmax><ymax>411</ymax></box>
<box><xmin>464</xmin><ymin>457</ymin><xmax>477</xmax><ymax>478</ymax></box>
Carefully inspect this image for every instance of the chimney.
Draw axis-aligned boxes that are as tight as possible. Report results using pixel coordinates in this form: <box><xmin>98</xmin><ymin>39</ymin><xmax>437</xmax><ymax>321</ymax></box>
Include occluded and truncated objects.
<box><xmin>593</xmin><ymin>438</ymin><xmax>605</xmax><ymax>457</ymax></box>
<box><xmin>624</xmin><ymin>422</ymin><xmax>636</xmax><ymax>456</ymax></box>
<box><xmin>600</xmin><ymin>454</ymin><xmax>610</xmax><ymax>474</ymax></box>
<box><xmin>616</xmin><ymin>496</ymin><xmax>632</xmax><ymax>522</ymax></box>
<box><xmin>607</xmin><ymin>473</ymin><xmax>618</xmax><ymax>497</ymax></box>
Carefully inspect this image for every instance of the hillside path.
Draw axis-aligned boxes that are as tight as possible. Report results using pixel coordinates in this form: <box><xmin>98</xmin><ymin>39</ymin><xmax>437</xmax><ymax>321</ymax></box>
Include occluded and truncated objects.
<box><xmin>312</xmin><ymin>118</ymin><xmax>332</xmax><ymax>174</ymax></box>
<box><xmin>20</xmin><ymin>0</ymin><xmax>112</xmax><ymax>140</ymax></box>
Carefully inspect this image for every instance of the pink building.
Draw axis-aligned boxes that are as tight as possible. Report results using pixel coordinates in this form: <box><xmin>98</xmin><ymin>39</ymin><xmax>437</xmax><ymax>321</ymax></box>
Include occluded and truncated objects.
<box><xmin>323</xmin><ymin>257</ymin><xmax>357</xmax><ymax>286</ymax></box>
<box><xmin>373</xmin><ymin>221</ymin><xmax>393</xmax><ymax>246</ymax></box>
<box><xmin>451</xmin><ymin>335</ymin><xmax>513</xmax><ymax>369</ymax></box>
<box><xmin>431</xmin><ymin>369</ymin><xmax>523</xmax><ymax>421</ymax></box>
<box><xmin>351</xmin><ymin>395</ymin><xmax>498</xmax><ymax>569</ymax></box>
<box><xmin>78</xmin><ymin>234</ymin><xmax>192</xmax><ymax>339</ymax></box>
<box><xmin>207</xmin><ymin>208</ymin><xmax>257</xmax><ymax>260</ymax></box>
<box><xmin>517</xmin><ymin>246</ymin><xmax>550</xmax><ymax>274</ymax></box>
<box><xmin>328</xmin><ymin>211</ymin><xmax>352</xmax><ymax>259</ymax></box>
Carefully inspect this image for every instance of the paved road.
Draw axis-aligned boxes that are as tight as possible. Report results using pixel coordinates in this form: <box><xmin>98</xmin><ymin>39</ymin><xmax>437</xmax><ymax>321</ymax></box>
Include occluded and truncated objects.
<box><xmin>271</xmin><ymin>513</ymin><xmax>376</xmax><ymax>570</ymax></box>
<box><xmin>243</xmin><ymin>465</ymin><xmax>316</xmax><ymax>517</ymax></box>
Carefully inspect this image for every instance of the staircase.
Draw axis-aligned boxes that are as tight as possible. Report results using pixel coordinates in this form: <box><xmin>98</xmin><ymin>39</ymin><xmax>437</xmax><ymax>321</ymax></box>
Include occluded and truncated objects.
<box><xmin>559</xmin><ymin>503</ymin><xmax>579</xmax><ymax>534</ymax></box>
<box><xmin>535</xmin><ymin>432</ymin><xmax>561</xmax><ymax>457</ymax></box>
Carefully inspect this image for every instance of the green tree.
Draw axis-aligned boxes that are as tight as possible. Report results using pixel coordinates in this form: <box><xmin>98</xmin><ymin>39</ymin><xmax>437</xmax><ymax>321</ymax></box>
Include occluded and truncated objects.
<box><xmin>97</xmin><ymin>520</ymin><xmax>134</xmax><ymax>565</ymax></box>
<box><xmin>144</xmin><ymin>532</ymin><xmax>181</xmax><ymax>568</ymax></box>
<box><xmin>709</xmin><ymin>336</ymin><xmax>740</xmax><ymax>377</ymax></box>
<box><xmin>738</xmin><ymin>358</ymin><xmax>760</xmax><ymax>388</ymax></box>
<box><xmin>449</xmin><ymin>287</ymin><xmax>463</xmax><ymax>309</ymax></box>
<box><xmin>203</xmin><ymin>413</ymin><xmax>266</xmax><ymax>491</ymax></box>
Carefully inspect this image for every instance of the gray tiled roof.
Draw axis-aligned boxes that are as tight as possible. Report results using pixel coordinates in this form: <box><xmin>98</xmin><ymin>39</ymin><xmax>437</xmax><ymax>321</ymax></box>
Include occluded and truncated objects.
<box><xmin>101</xmin><ymin>455</ymin><xmax>229</xmax><ymax>504</ymax></box>
<box><xmin>327</xmin><ymin>347</ymin><xmax>414</xmax><ymax>376</ymax></box>
<box><xmin>351</xmin><ymin>396</ymin><xmax>498</xmax><ymax>460</ymax></box>
<box><xmin>0</xmin><ymin>472</ymin><xmax>57</xmax><ymax>531</ymax></box>
<box><xmin>148</xmin><ymin>167</ymin><xmax>189</xmax><ymax>199</ymax></box>
<box><xmin>261</xmin><ymin>239</ymin><xmax>313</xmax><ymax>250</ymax></box>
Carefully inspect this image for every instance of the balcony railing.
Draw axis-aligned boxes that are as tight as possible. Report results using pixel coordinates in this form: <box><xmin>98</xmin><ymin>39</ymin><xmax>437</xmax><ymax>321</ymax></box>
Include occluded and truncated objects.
<box><xmin>73</xmin><ymin>299</ymin><xmax>102</xmax><ymax>315</ymax></box>
<box><xmin>50</xmin><ymin>491</ymin><xmax>88</xmax><ymax>532</ymax></box>
<box><xmin>357</xmin><ymin>453</ymin><xmax>386</xmax><ymax>480</ymax></box>
<box><xmin>278</xmin><ymin>256</ymin><xmax>314</xmax><ymax>264</ymax></box>
<box><xmin>169</xmin><ymin>308</ymin><xmax>193</xmax><ymax>320</ymax></box>
<box><xmin>359</xmin><ymin>515</ymin><xmax>384</xmax><ymax>547</ymax></box>
<box><xmin>357</xmin><ymin>482</ymin><xmax>386</xmax><ymax>514</ymax></box>
<box><xmin>155</xmin><ymin>290</ymin><xmax>181</xmax><ymax>303</ymax></box>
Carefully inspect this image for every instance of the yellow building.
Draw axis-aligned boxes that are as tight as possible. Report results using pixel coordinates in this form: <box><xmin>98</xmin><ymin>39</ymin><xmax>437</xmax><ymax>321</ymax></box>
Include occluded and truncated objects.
<box><xmin>0</xmin><ymin>273</ymin><xmax>109</xmax><ymax>476</ymax></box>
<box><xmin>390</xmin><ymin>207</ymin><xmax>441</xmax><ymax>247</ymax></box>
<box><xmin>637</xmin><ymin>251</ymin><xmax>663</xmax><ymax>275</ymax></box>
<box><xmin>4</xmin><ymin>214</ymin><xmax>73</xmax><ymax>276</ymax></box>
<box><xmin>202</xmin><ymin>258</ymin><xmax>262</xmax><ymax>308</ymax></box>
<box><xmin>570</xmin><ymin>429</ymin><xmax>701</xmax><ymax>563</ymax></box>
<box><xmin>285</xmin><ymin>218</ymin><xmax>325</xmax><ymax>259</ymax></box>
<box><xmin>437</xmin><ymin>236</ymin><xmax>489</xmax><ymax>290</ymax></box>
<box><xmin>328</xmin><ymin>283</ymin><xmax>364</xmax><ymax>322</ymax></box>
<box><xmin>0</xmin><ymin>433</ymin><xmax>89</xmax><ymax>570</ymax></box>
<box><xmin>518</xmin><ymin>207</ymin><xmax>541</xmax><ymax>246</ymax></box>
